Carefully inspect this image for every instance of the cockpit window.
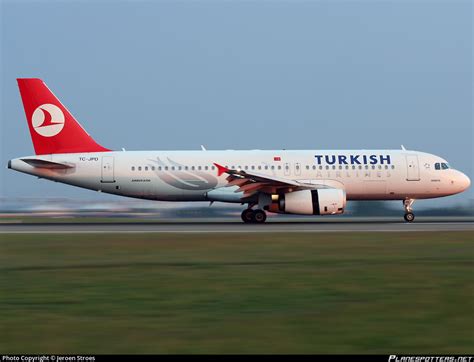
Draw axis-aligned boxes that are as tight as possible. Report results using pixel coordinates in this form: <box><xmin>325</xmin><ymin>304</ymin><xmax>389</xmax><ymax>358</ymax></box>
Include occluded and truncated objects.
<box><xmin>435</xmin><ymin>162</ymin><xmax>450</xmax><ymax>170</ymax></box>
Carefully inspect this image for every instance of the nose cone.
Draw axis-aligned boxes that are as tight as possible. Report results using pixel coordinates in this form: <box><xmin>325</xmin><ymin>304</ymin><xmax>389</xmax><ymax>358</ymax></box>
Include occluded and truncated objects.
<box><xmin>452</xmin><ymin>171</ymin><xmax>471</xmax><ymax>194</ymax></box>
<box><xmin>459</xmin><ymin>172</ymin><xmax>471</xmax><ymax>192</ymax></box>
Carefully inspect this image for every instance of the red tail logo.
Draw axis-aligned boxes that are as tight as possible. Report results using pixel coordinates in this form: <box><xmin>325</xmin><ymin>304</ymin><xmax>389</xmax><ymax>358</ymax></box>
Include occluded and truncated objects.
<box><xmin>17</xmin><ymin>78</ymin><xmax>110</xmax><ymax>155</ymax></box>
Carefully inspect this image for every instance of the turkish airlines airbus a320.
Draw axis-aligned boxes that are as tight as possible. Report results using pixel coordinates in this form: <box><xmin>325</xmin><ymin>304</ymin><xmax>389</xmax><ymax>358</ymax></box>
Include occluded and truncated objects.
<box><xmin>8</xmin><ymin>79</ymin><xmax>471</xmax><ymax>223</ymax></box>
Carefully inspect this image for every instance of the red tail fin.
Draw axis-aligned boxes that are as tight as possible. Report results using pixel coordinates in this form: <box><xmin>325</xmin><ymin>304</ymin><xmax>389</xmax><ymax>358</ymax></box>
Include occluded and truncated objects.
<box><xmin>17</xmin><ymin>78</ymin><xmax>110</xmax><ymax>155</ymax></box>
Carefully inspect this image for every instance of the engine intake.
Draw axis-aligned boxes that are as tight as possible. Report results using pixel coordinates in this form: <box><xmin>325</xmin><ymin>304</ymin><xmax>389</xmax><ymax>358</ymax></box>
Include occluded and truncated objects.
<box><xmin>265</xmin><ymin>189</ymin><xmax>346</xmax><ymax>215</ymax></box>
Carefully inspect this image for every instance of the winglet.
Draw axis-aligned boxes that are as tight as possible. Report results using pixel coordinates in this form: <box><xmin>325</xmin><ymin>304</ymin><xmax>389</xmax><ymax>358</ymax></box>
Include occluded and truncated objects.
<box><xmin>214</xmin><ymin>163</ymin><xmax>229</xmax><ymax>177</ymax></box>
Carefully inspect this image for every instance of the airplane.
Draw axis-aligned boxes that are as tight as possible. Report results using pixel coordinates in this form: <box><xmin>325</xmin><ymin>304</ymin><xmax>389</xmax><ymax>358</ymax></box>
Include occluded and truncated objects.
<box><xmin>7</xmin><ymin>78</ymin><xmax>471</xmax><ymax>223</ymax></box>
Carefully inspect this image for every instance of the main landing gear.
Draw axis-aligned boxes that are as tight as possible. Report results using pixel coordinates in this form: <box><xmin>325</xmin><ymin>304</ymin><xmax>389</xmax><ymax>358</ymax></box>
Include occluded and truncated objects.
<box><xmin>403</xmin><ymin>199</ymin><xmax>415</xmax><ymax>223</ymax></box>
<box><xmin>241</xmin><ymin>208</ymin><xmax>267</xmax><ymax>224</ymax></box>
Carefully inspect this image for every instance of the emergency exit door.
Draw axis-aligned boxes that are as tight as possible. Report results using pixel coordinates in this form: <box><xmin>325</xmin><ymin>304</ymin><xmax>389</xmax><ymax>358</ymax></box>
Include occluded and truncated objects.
<box><xmin>101</xmin><ymin>156</ymin><xmax>115</xmax><ymax>183</ymax></box>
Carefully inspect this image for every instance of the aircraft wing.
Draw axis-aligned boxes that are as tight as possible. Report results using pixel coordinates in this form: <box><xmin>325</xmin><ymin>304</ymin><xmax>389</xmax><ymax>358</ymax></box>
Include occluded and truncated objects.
<box><xmin>213</xmin><ymin>163</ymin><xmax>328</xmax><ymax>198</ymax></box>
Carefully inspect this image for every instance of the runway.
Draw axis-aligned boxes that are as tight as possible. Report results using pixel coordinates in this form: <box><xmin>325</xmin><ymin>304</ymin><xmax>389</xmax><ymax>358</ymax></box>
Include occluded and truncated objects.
<box><xmin>0</xmin><ymin>217</ymin><xmax>472</xmax><ymax>233</ymax></box>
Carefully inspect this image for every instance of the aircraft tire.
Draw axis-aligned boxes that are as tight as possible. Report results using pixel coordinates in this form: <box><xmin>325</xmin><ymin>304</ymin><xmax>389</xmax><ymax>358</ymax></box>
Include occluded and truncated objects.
<box><xmin>241</xmin><ymin>209</ymin><xmax>255</xmax><ymax>223</ymax></box>
<box><xmin>253</xmin><ymin>209</ymin><xmax>267</xmax><ymax>224</ymax></box>
<box><xmin>404</xmin><ymin>212</ymin><xmax>415</xmax><ymax>223</ymax></box>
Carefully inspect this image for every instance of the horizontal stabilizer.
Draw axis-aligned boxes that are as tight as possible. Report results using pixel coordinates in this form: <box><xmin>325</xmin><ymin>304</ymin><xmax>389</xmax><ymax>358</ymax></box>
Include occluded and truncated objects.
<box><xmin>21</xmin><ymin>158</ymin><xmax>75</xmax><ymax>169</ymax></box>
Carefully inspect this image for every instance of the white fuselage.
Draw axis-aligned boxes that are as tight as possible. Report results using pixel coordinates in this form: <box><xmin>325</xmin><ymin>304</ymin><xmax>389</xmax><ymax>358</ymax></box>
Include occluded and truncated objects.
<box><xmin>9</xmin><ymin>149</ymin><xmax>470</xmax><ymax>203</ymax></box>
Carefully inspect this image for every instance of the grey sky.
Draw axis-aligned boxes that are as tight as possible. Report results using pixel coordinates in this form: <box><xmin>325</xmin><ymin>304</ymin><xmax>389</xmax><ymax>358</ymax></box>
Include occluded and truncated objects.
<box><xmin>1</xmin><ymin>0</ymin><xmax>472</xmax><ymax>207</ymax></box>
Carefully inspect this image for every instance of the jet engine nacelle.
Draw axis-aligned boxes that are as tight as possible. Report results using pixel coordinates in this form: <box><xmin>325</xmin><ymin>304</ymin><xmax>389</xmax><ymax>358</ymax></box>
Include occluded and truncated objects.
<box><xmin>265</xmin><ymin>189</ymin><xmax>346</xmax><ymax>215</ymax></box>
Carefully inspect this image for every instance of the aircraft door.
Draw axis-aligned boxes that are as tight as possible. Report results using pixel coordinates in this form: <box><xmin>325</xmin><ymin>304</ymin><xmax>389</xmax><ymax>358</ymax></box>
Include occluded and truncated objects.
<box><xmin>406</xmin><ymin>155</ymin><xmax>420</xmax><ymax>181</ymax></box>
<box><xmin>101</xmin><ymin>156</ymin><xmax>115</xmax><ymax>183</ymax></box>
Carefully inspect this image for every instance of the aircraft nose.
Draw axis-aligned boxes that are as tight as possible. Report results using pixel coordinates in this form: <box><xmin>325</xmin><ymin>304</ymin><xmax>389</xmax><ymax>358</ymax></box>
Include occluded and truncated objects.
<box><xmin>453</xmin><ymin>171</ymin><xmax>471</xmax><ymax>193</ymax></box>
<box><xmin>459</xmin><ymin>172</ymin><xmax>471</xmax><ymax>191</ymax></box>
<box><xmin>451</xmin><ymin>170</ymin><xmax>471</xmax><ymax>194</ymax></box>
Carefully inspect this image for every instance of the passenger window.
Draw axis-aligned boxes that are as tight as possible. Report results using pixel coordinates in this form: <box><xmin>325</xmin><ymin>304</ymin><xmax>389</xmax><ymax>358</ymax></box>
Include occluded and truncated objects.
<box><xmin>198</xmin><ymin>166</ymin><xmax>202</xmax><ymax>170</ymax></box>
<box><xmin>191</xmin><ymin>166</ymin><xmax>195</xmax><ymax>170</ymax></box>
<box><xmin>138</xmin><ymin>166</ymin><xmax>142</xmax><ymax>171</ymax></box>
<box><xmin>131</xmin><ymin>166</ymin><xmax>135</xmax><ymax>171</ymax></box>
<box><xmin>145</xmin><ymin>166</ymin><xmax>148</xmax><ymax>171</ymax></box>
<box><xmin>435</xmin><ymin>163</ymin><xmax>440</xmax><ymax>170</ymax></box>
<box><xmin>205</xmin><ymin>166</ymin><xmax>209</xmax><ymax>170</ymax></box>
<box><xmin>184</xmin><ymin>166</ymin><xmax>188</xmax><ymax>170</ymax></box>
<box><xmin>171</xmin><ymin>166</ymin><xmax>175</xmax><ymax>171</ymax></box>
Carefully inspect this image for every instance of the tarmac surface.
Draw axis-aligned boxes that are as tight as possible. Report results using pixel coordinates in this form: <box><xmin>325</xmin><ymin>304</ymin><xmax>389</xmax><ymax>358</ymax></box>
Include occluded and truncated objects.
<box><xmin>0</xmin><ymin>217</ymin><xmax>472</xmax><ymax>233</ymax></box>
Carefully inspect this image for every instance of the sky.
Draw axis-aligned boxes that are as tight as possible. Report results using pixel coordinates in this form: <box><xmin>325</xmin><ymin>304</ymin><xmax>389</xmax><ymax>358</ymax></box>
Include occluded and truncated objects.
<box><xmin>1</xmin><ymin>0</ymin><xmax>472</xmax><ymax>209</ymax></box>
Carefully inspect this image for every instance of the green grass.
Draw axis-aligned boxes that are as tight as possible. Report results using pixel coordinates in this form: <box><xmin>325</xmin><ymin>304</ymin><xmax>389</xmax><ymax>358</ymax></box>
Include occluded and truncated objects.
<box><xmin>0</xmin><ymin>232</ymin><xmax>473</xmax><ymax>353</ymax></box>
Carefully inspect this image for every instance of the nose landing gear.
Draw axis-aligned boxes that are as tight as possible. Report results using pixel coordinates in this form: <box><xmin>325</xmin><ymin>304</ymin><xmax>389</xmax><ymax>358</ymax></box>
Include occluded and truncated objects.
<box><xmin>403</xmin><ymin>199</ymin><xmax>415</xmax><ymax>223</ymax></box>
<box><xmin>241</xmin><ymin>208</ymin><xmax>267</xmax><ymax>224</ymax></box>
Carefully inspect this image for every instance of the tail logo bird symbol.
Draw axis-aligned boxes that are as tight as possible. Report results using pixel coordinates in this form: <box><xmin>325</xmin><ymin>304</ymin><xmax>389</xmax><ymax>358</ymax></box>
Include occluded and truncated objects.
<box><xmin>31</xmin><ymin>104</ymin><xmax>65</xmax><ymax>137</ymax></box>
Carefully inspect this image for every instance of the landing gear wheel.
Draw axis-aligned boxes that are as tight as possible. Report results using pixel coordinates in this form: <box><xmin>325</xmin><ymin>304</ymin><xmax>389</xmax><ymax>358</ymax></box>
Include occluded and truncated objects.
<box><xmin>404</xmin><ymin>212</ymin><xmax>415</xmax><ymax>223</ymax></box>
<box><xmin>253</xmin><ymin>209</ymin><xmax>267</xmax><ymax>224</ymax></box>
<box><xmin>241</xmin><ymin>209</ymin><xmax>255</xmax><ymax>223</ymax></box>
